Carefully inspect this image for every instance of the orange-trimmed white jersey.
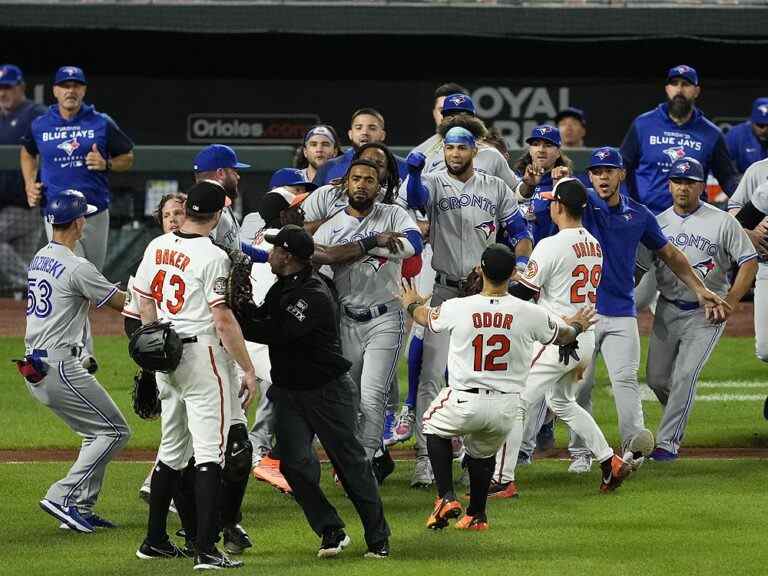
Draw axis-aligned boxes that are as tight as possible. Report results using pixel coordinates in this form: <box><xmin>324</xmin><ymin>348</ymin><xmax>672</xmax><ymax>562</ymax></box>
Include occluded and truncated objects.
<box><xmin>519</xmin><ymin>227</ymin><xmax>602</xmax><ymax>319</ymax></box>
<box><xmin>427</xmin><ymin>294</ymin><xmax>564</xmax><ymax>393</ymax></box>
<box><xmin>134</xmin><ymin>231</ymin><xmax>230</xmax><ymax>337</ymax></box>
<box><xmin>122</xmin><ymin>275</ymin><xmax>140</xmax><ymax>320</ymax></box>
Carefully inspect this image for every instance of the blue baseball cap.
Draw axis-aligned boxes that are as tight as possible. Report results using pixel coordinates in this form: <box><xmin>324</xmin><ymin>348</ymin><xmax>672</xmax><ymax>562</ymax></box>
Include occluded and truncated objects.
<box><xmin>268</xmin><ymin>168</ymin><xmax>318</xmax><ymax>191</ymax></box>
<box><xmin>45</xmin><ymin>190</ymin><xmax>98</xmax><ymax>224</ymax></box>
<box><xmin>441</xmin><ymin>93</ymin><xmax>475</xmax><ymax>116</ymax></box>
<box><xmin>669</xmin><ymin>157</ymin><xmax>705</xmax><ymax>182</ymax></box>
<box><xmin>54</xmin><ymin>66</ymin><xmax>87</xmax><ymax>86</ymax></box>
<box><xmin>444</xmin><ymin>126</ymin><xmax>476</xmax><ymax>148</ymax></box>
<box><xmin>667</xmin><ymin>65</ymin><xmax>699</xmax><ymax>86</ymax></box>
<box><xmin>193</xmin><ymin>144</ymin><xmax>250</xmax><ymax>172</ymax></box>
<box><xmin>0</xmin><ymin>64</ymin><xmax>24</xmax><ymax>87</ymax></box>
<box><xmin>751</xmin><ymin>97</ymin><xmax>768</xmax><ymax>124</ymax></box>
<box><xmin>588</xmin><ymin>147</ymin><xmax>624</xmax><ymax>170</ymax></box>
<box><xmin>554</xmin><ymin>107</ymin><xmax>587</xmax><ymax>126</ymax></box>
<box><xmin>525</xmin><ymin>125</ymin><xmax>561</xmax><ymax>147</ymax></box>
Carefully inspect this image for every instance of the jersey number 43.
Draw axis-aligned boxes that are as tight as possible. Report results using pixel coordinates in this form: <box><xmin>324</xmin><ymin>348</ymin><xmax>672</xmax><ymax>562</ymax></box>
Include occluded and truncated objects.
<box><xmin>150</xmin><ymin>270</ymin><xmax>186</xmax><ymax>314</ymax></box>
<box><xmin>570</xmin><ymin>264</ymin><xmax>601</xmax><ymax>304</ymax></box>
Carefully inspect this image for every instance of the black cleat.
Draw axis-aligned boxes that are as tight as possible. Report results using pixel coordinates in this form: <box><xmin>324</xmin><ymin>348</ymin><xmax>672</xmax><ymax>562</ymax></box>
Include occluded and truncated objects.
<box><xmin>364</xmin><ymin>540</ymin><xmax>390</xmax><ymax>559</ymax></box>
<box><xmin>372</xmin><ymin>450</ymin><xmax>395</xmax><ymax>485</ymax></box>
<box><xmin>193</xmin><ymin>547</ymin><xmax>243</xmax><ymax>570</ymax></box>
<box><xmin>135</xmin><ymin>538</ymin><xmax>186</xmax><ymax>560</ymax></box>
<box><xmin>317</xmin><ymin>528</ymin><xmax>350</xmax><ymax>559</ymax></box>
<box><xmin>223</xmin><ymin>524</ymin><xmax>252</xmax><ymax>555</ymax></box>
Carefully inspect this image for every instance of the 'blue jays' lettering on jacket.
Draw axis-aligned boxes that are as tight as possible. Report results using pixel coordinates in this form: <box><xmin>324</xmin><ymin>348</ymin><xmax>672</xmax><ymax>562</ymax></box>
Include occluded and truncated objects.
<box><xmin>725</xmin><ymin>121</ymin><xmax>768</xmax><ymax>174</ymax></box>
<box><xmin>0</xmin><ymin>100</ymin><xmax>46</xmax><ymax>209</ymax></box>
<box><xmin>620</xmin><ymin>103</ymin><xmax>737</xmax><ymax>215</ymax></box>
<box><xmin>23</xmin><ymin>104</ymin><xmax>134</xmax><ymax>212</ymax></box>
<box><xmin>582</xmin><ymin>189</ymin><xmax>668</xmax><ymax>317</ymax></box>
<box><xmin>314</xmin><ymin>147</ymin><xmax>409</xmax><ymax>187</ymax></box>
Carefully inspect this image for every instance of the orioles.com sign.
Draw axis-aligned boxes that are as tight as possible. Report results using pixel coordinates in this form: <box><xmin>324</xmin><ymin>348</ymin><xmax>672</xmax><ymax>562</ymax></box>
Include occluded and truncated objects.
<box><xmin>187</xmin><ymin>113</ymin><xmax>320</xmax><ymax>144</ymax></box>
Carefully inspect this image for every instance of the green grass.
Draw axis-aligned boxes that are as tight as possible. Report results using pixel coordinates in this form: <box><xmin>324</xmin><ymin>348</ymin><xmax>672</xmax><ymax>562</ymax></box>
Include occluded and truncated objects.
<box><xmin>5</xmin><ymin>459</ymin><xmax>768</xmax><ymax>575</ymax></box>
<box><xmin>2</xmin><ymin>336</ymin><xmax>766</xmax><ymax>451</ymax></box>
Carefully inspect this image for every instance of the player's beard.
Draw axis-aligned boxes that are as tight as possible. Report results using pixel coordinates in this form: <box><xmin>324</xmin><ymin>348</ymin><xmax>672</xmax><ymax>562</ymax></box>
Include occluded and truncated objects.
<box><xmin>447</xmin><ymin>159</ymin><xmax>473</xmax><ymax>177</ymax></box>
<box><xmin>668</xmin><ymin>95</ymin><xmax>694</xmax><ymax>120</ymax></box>
<box><xmin>348</xmin><ymin>194</ymin><xmax>375</xmax><ymax>212</ymax></box>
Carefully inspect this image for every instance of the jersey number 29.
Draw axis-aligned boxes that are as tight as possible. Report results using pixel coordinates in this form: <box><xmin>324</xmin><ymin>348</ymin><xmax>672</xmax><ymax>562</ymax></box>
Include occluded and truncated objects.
<box><xmin>150</xmin><ymin>270</ymin><xmax>186</xmax><ymax>314</ymax></box>
<box><xmin>472</xmin><ymin>334</ymin><xmax>511</xmax><ymax>371</ymax></box>
<box><xmin>570</xmin><ymin>264</ymin><xmax>601</xmax><ymax>304</ymax></box>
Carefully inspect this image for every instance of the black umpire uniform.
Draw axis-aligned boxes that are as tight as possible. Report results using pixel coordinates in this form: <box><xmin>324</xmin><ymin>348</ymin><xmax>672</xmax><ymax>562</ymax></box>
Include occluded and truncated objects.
<box><xmin>238</xmin><ymin>224</ymin><xmax>390</xmax><ymax>557</ymax></box>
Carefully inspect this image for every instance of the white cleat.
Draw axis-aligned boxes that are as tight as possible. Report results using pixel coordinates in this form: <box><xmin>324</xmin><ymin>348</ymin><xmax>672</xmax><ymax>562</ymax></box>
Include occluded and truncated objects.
<box><xmin>410</xmin><ymin>457</ymin><xmax>434</xmax><ymax>488</ymax></box>
<box><xmin>568</xmin><ymin>454</ymin><xmax>593</xmax><ymax>474</ymax></box>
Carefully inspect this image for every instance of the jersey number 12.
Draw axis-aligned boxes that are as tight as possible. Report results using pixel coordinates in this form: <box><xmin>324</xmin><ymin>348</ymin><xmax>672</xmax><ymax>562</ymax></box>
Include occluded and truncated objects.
<box><xmin>150</xmin><ymin>270</ymin><xmax>186</xmax><ymax>314</ymax></box>
<box><xmin>472</xmin><ymin>334</ymin><xmax>511</xmax><ymax>371</ymax></box>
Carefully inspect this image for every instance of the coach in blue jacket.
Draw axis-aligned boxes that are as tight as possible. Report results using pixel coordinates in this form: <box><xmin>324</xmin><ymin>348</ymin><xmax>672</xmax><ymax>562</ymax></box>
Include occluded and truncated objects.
<box><xmin>620</xmin><ymin>65</ymin><xmax>737</xmax><ymax>216</ymax></box>
<box><xmin>725</xmin><ymin>97</ymin><xmax>768</xmax><ymax>175</ymax></box>
<box><xmin>20</xmin><ymin>66</ymin><xmax>134</xmax><ymax>272</ymax></box>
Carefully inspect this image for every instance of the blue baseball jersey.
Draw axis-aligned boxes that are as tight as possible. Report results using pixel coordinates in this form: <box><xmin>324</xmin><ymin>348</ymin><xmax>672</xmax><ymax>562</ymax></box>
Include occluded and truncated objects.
<box><xmin>0</xmin><ymin>100</ymin><xmax>46</xmax><ymax>209</ymax></box>
<box><xmin>581</xmin><ymin>189</ymin><xmax>668</xmax><ymax>317</ymax></box>
<box><xmin>516</xmin><ymin>171</ymin><xmax>556</xmax><ymax>246</ymax></box>
<box><xmin>313</xmin><ymin>147</ymin><xmax>408</xmax><ymax>187</ymax></box>
<box><xmin>620</xmin><ymin>103</ymin><xmax>737</xmax><ymax>215</ymax></box>
<box><xmin>725</xmin><ymin>121</ymin><xmax>768</xmax><ymax>174</ymax></box>
<box><xmin>22</xmin><ymin>104</ymin><xmax>134</xmax><ymax>212</ymax></box>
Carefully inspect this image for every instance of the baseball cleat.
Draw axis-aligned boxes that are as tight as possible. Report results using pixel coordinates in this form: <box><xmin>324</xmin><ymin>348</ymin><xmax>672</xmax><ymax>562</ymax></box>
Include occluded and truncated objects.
<box><xmin>193</xmin><ymin>547</ymin><xmax>243</xmax><ymax>570</ymax></box>
<box><xmin>426</xmin><ymin>495</ymin><xmax>462</xmax><ymax>530</ymax></box>
<box><xmin>517</xmin><ymin>450</ymin><xmax>533</xmax><ymax>466</ymax></box>
<box><xmin>363</xmin><ymin>541</ymin><xmax>390</xmax><ymax>559</ymax></box>
<box><xmin>138</xmin><ymin>485</ymin><xmax>151</xmax><ymax>505</ymax></box>
<box><xmin>455</xmin><ymin>514</ymin><xmax>489</xmax><ymax>531</ymax></box>
<box><xmin>382</xmin><ymin>410</ymin><xmax>396</xmax><ymax>447</ymax></box>
<box><xmin>317</xmin><ymin>528</ymin><xmax>350</xmax><ymax>558</ymax></box>
<box><xmin>372</xmin><ymin>449</ymin><xmax>395</xmax><ymax>486</ymax></box>
<box><xmin>223</xmin><ymin>524</ymin><xmax>252</xmax><ymax>555</ymax></box>
<box><xmin>391</xmin><ymin>405</ymin><xmax>415</xmax><ymax>444</ymax></box>
<box><xmin>136</xmin><ymin>538</ymin><xmax>187</xmax><ymax>560</ymax></box>
<box><xmin>487</xmin><ymin>481</ymin><xmax>519</xmax><ymax>499</ymax></box>
<box><xmin>568</xmin><ymin>454</ymin><xmax>594</xmax><ymax>474</ymax></box>
<box><xmin>252</xmin><ymin>455</ymin><xmax>292</xmax><ymax>494</ymax></box>
<box><xmin>39</xmin><ymin>499</ymin><xmax>94</xmax><ymax>533</ymax></box>
<box><xmin>410</xmin><ymin>457</ymin><xmax>434</xmax><ymax>488</ymax></box>
<box><xmin>536</xmin><ymin>419</ymin><xmax>556</xmax><ymax>452</ymax></box>
<box><xmin>628</xmin><ymin>429</ymin><xmax>655</xmax><ymax>458</ymax></box>
<box><xmin>650</xmin><ymin>447</ymin><xmax>678</xmax><ymax>462</ymax></box>
<box><xmin>599</xmin><ymin>455</ymin><xmax>632</xmax><ymax>493</ymax></box>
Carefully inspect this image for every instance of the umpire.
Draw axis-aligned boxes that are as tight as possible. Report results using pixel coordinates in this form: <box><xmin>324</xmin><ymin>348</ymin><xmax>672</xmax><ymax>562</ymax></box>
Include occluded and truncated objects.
<box><xmin>237</xmin><ymin>224</ymin><xmax>391</xmax><ymax>559</ymax></box>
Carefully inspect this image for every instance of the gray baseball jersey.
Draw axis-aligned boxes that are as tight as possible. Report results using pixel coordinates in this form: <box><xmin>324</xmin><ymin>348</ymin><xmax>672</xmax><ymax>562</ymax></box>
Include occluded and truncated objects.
<box><xmin>422</xmin><ymin>171</ymin><xmax>519</xmax><ymax>278</ymax></box>
<box><xmin>304</xmin><ymin>184</ymin><xmax>404</xmax><ymax>223</ymax></box>
<box><xmin>25</xmin><ymin>242</ymin><xmax>118</xmax><ymax>353</ymax></box>
<box><xmin>653</xmin><ymin>202</ymin><xmax>757</xmax><ymax>300</ymax></box>
<box><xmin>314</xmin><ymin>204</ymin><xmax>418</xmax><ymax>307</ymax></box>
<box><xmin>211</xmin><ymin>205</ymin><xmax>240</xmax><ymax>251</ymax></box>
<box><xmin>422</xmin><ymin>143</ymin><xmax>519</xmax><ymax>190</ymax></box>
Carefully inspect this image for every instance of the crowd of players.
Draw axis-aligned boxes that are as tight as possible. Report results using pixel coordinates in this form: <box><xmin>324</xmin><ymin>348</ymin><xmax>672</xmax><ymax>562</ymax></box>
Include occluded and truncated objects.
<box><xmin>8</xmin><ymin>62</ymin><xmax>768</xmax><ymax>566</ymax></box>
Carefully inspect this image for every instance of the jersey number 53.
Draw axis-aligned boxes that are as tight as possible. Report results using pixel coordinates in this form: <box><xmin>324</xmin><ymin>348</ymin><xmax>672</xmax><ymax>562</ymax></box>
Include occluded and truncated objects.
<box><xmin>150</xmin><ymin>270</ymin><xmax>186</xmax><ymax>314</ymax></box>
<box><xmin>570</xmin><ymin>264</ymin><xmax>601</xmax><ymax>304</ymax></box>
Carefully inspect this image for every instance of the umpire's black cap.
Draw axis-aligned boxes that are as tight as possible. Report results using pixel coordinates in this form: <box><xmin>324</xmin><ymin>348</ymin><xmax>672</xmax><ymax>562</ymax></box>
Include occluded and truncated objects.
<box><xmin>481</xmin><ymin>243</ymin><xmax>516</xmax><ymax>283</ymax></box>
<box><xmin>265</xmin><ymin>224</ymin><xmax>314</xmax><ymax>260</ymax></box>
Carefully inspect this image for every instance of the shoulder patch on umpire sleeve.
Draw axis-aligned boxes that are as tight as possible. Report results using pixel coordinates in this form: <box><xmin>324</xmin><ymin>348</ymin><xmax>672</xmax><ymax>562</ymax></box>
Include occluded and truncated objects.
<box><xmin>287</xmin><ymin>299</ymin><xmax>308</xmax><ymax>322</ymax></box>
<box><xmin>214</xmin><ymin>277</ymin><xmax>228</xmax><ymax>295</ymax></box>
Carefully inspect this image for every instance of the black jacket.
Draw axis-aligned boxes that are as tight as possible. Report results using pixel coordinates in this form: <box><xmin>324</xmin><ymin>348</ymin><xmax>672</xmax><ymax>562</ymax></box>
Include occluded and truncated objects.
<box><xmin>240</xmin><ymin>266</ymin><xmax>351</xmax><ymax>389</ymax></box>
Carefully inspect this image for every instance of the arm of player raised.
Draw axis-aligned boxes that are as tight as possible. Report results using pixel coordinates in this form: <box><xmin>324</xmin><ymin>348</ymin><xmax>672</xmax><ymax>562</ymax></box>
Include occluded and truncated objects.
<box><xmin>239</xmin><ymin>242</ymin><xmax>269</xmax><ymax>263</ymax></box>
<box><xmin>405</xmin><ymin>152</ymin><xmax>429</xmax><ymax>209</ymax></box>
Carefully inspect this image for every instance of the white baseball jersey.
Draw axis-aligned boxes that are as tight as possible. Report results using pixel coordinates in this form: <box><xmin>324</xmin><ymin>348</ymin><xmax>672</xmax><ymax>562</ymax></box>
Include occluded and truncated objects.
<box><xmin>421</xmin><ymin>171</ymin><xmax>520</xmax><ymax>278</ymax></box>
<box><xmin>519</xmin><ymin>227</ymin><xmax>603</xmax><ymax>319</ymax></box>
<box><xmin>25</xmin><ymin>242</ymin><xmax>118</xmax><ymax>352</ymax></box>
<box><xmin>427</xmin><ymin>294</ymin><xmax>563</xmax><ymax>393</ymax></box>
<box><xmin>239</xmin><ymin>213</ymin><xmax>278</xmax><ymax>306</ymax></box>
<box><xmin>654</xmin><ymin>203</ymin><xmax>757</xmax><ymax>300</ymax></box>
<box><xmin>122</xmin><ymin>275</ymin><xmax>140</xmax><ymax>320</ymax></box>
<box><xmin>314</xmin><ymin>204</ymin><xmax>418</xmax><ymax>307</ymax></box>
<box><xmin>134</xmin><ymin>232</ymin><xmax>231</xmax><ymax>336</ymax></box>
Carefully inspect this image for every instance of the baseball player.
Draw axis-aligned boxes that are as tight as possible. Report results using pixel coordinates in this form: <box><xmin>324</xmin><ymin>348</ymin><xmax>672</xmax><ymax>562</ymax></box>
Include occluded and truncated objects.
<box><xmin>728</xmin><ymin>157</ymin><xmax>768</xmax><ymax>364</ymax></box>
<box><xmin>133</xmin><ymin>181</ymin><xmax>257</xmax><ymax>569</ymax></box>
<box><xmin>399</xmin><ymin>243</ymin><xmax>597</xmax><ymax>531</ymax></box>
<box><xmin>21</xmin><ymin>190</ymin><xmax>130</xmax><ymax>533</ymax></box>
<box><xmin>725</xmin><ymin>97</ymin><xmax>768</xmax><ymax>175</ymax></box>
<box><xmin>492</xmin><ymin>178</ymin><xmax>645</xmax><ymax>497</ymax></box>
<box><xmin>313</xmin><ymin>158</ymin><xmax>423</xmax><ymax>474</ymax></box>
<box><xmin>295</xmin><ymin>125</ymin><xmax>341</xmax><ymax>182</ymax></box>
<box><xmin>404</xmin><ymin>126</ymin><xmax>532</xmax><ymax>487</ymax></box>
<box><xmin>567</xmin><ymin>148</ymin><xmax>730</xmax><ymax>472</ymax></box>
<box><xmin>644</xmin><ymin>158</ymin><xmax>757</xmax><ymax>460</ymax></box>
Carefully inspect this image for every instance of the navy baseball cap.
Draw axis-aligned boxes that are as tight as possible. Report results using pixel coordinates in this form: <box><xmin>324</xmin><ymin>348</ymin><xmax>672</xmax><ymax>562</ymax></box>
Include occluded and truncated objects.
<box><xmin>751</xmin><ymin>97</ymin><xmax>768</xmax><ymax>124</ymax></box>
<box><xmin>269</xmin><ymin>168</ymin><xmax>318</xmax><ymax>191</ymax></box>
<box><xmin>541</xmin><ymin>177</ymin><xmax>588</xmax><ymax>209</ymax></box>
<box><xmin>554</xmin><ymin>107</ymin><xmax>587</xmax><ymax>126</ymax></box>
<box><xmin>193</xmin><ymin>144</ymin><xmax>250</xmax><ymax>172</ymax></box>
<box><xmin>441</xmin><ymin>93</ymin><xmax>476</xmax><ymax>116</ymax></box>
<box><xmin>265</xmin><ymin>224</ymin><xmax>315</xmax><ymax>260</ymax></box>
<box><xmin>186</xmin><ymin>180</ymin><xmax>226</xmax><ymax>213</ymax></box>
<box><xmin>54</xmin><ymin>66</ymin><xmax>87</xmax><ymax>86</ymax></box>
<box><xmin>45</xmin><ymin>190</ymin><xmax>98</xmax><ymax>224</ymax></box>
<box><xmin>667</xmin><ymin>65</ymin><xmax>699</xmax><ymax>86</ymax></box>
<box><xmin>669</xmin><ymin>157</ymin><xmax>705</xmax><ymax>182</ymax></box>
<box><xmin>588</xmin><ymin>147</ymin><xmax>624</xmax><ymax>170</ymax></box>
<box><xmin>303</xmin><ymin>125</ymin><xmax>336</xmax><ymax>146</ymax></box>
<box><xmin>525</xmin><ymin>125</ymin><xmax>562</xmax><ymax>147</ymax></box>
<box><xmin>481</xmin><ymin>243</ymin><xmax>516</xmax><ymax>283</ymax></box>
<box><xmin>0</xmin><ymin>64</ymin><xmax>23</xmax><ymax>87</ymax></box>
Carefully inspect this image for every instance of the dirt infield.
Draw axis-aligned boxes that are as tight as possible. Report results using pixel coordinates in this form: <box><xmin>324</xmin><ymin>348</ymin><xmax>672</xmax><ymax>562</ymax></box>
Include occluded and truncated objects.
<box><xmin>0</xmin><ymin>298</ymin><xmax>758</xmax><ymax>338</ymax></box>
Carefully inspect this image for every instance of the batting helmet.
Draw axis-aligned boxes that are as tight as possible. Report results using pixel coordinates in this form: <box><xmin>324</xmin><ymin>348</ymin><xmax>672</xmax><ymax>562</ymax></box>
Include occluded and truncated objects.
<box><xmin>45</xmin><ymin>190</ymin><xmax>98</xmax><ymax>224</ymax></box>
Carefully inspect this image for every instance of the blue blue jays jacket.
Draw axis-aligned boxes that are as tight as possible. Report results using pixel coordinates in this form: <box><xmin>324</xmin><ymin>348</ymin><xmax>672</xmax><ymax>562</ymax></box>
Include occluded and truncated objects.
<box><xmin>314</xmin><ymin>148</ymin><xmax>409</xmax><ymax>187</ymax></box>
<box><xmin>1</xmin><ymin>100</ymin><xmax>46</xmax><ymax>209</ymax></box>
<box><xmin>23</xmin><ymin>104</ymin><xmax>134</xmax><ymax>212</ymax></box>
<box><xmin>725</xmin><ymin>121</ymin><xmax>768</xmax><ymax>174</ymax></box>
<box><xmin>620</xmin><ymin>103</ymin><xmax>737</xmax><ymax>215</ymax></box>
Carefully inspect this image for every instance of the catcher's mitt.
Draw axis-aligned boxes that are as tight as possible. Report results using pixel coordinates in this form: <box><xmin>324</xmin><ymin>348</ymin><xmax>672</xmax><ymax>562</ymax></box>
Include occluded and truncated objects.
<box><xmin>225</xmin><ymin>249</ymin><xmax>254</xmax><ymax>317</ymax></box>
<box><xmin>128</xmin><ymin>320</ymin><xmax>183</xmax><ymax>373</ymax></box>
<box><xmin>132</xmin><ymin>369</ymin><xmax>161</xmax><ymax>420</ymax></box>
<box><xmin>459</xmin><ymin>269</ymin><xmax>483</xmax><ymax>297</ymax></box>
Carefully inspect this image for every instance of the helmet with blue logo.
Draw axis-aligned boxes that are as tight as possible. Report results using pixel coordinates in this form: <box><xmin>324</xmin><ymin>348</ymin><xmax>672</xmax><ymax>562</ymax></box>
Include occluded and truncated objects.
<box><xmin>44</xmin><ymin>190</ymin><xmax>98</xmax><ymax>224</ymax></box>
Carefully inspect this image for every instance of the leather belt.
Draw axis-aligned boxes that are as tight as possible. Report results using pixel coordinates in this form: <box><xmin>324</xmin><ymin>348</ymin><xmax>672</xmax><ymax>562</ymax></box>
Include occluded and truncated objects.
<box><xmin>181</xmin><ymin>336</ymin><xmax>198</xmax><ymax>344</ymax></box>
<box><xmin>435</xmin><ymin>272</ymin><xmax>468</xmax><ymax>290</ymax></box>
<box><xmin>458</xmin><ymin>387</ymin><xmax>511</xmax><ymax>395</ymax></box>
<box><xmin>344</xmin><ymin>304</ymin><xmax>388</xmax><ymax>323</ymax></box>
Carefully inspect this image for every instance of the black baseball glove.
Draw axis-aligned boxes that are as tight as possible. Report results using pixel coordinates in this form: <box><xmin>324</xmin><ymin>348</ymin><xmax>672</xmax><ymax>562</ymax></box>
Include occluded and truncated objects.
<box><xmin>128</xmin><ymin>320</ymin><xmax>183</xmax><ymax>373</ymax></box>
<box><xmin>225</xmin><ymin>249</ymin><xmax>254</xmax><ymax>319</ymax></box>
<box><xmin>558</xmin><ymin>341</ymin><xmax>580</xmax><ymax>366</ymax></box>
<box><xmin>460</xmin><ymin>269</ymin><xmax>483</xmax><ymax>297</ymax></box>
<box><xmin>132</xmin><ymin>369</ymin><xmax>161</xmax><ymax>420</ymax></box>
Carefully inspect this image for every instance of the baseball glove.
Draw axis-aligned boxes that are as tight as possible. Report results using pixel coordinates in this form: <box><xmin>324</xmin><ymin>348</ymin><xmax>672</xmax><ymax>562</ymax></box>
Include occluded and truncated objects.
<box><xmin>558</xmin><ymin>341</ymin><xmax>580</xmax><ymax>366</ymax></box>
<box><xmin>459</xmin><ymin>269</ymin><xmax>483</xmax><ymax>297</ymax></box>
<box><xmin>132</xmin><ymin>369</ymin><xmax>161</xmax><ymax>420</ymax></box>
<box><xmin>225</xmin><ymin>249</ymin><xmax>254</xmax><ymax>318</ymax></box>
<box><xmin>128</xmin><ymin>320</ymin><xmax>183</xmax><ymax>373</ymax></box>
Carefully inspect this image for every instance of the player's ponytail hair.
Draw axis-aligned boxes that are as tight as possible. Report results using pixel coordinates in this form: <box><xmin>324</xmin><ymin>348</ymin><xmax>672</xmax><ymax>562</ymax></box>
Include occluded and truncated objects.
<box><xmin>353</xmin><ymin>142</ymin><xmax>401</xmax><ymax>205</ymax></box>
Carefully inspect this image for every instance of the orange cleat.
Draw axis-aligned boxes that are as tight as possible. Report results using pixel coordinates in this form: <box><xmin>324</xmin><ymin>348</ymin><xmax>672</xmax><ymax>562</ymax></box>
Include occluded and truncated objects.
<box><xmin>599</xmin><ymin>454</ymin><xmax>632</xmax><ymax>493</ymax></box>
<box><xmin>455</xmin><ymin>514</ymin><xmax>489</xmax><ymax>531</ymax></box>
<box><xmin>487</xmin><ymin>481</ymin><xmax>519</xmax><ymax>499</ymax></box>
<box><xmin>252</xmin><ymin>455</ymin><xmax>292</xmax><ymax>494</ymax></box>
<box><xmin>426</xmin><ymin>495</ymin><xmax>462</xmax><ymax>530</ymax></box>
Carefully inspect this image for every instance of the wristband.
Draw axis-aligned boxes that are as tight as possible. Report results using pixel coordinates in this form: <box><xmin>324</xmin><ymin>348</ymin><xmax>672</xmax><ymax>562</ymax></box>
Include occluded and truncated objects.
<box><xmin>407</xmin><ymin>302</ymin><xmax>420</xmax><ymax>318</ymax></box>
<box><xmin>358</xmin><ymin>236</ymin><xmax>378</xmax><ymax>253</ymax></box>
